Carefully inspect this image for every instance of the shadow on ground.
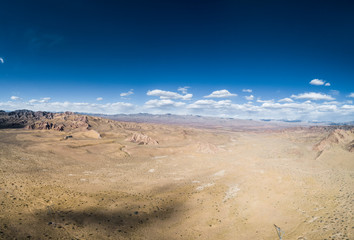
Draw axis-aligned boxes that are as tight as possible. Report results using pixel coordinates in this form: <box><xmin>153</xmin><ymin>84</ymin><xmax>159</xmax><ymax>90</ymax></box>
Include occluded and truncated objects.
<box><xmin>1</xmin><ymin>188</ymin><xmax>185</xmax><ymax>239</ymax></box>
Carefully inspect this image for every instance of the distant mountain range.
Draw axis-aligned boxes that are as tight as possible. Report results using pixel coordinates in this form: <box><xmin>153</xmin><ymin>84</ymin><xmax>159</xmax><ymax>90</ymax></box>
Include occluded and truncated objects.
<box><xmin>89</xmin><ymin>112</ymin><xmax>314</xmax><ymax>130</ymax></box>
<box><xmin>1</xmin><ymin>110</ymin><xmax>353</xmax><ymax>131</ymax></box>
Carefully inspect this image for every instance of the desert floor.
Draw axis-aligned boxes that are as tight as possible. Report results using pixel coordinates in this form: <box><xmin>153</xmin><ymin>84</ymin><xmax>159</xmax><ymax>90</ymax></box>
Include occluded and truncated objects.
<box><xmin>0</xmin><ymin>125</ymin><xmax>353</xmax><ymax>239</ymax></box>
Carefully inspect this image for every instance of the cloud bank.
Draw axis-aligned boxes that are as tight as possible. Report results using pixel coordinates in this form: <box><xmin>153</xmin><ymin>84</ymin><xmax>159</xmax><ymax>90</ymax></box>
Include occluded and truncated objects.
<box><xmin>1</xmin><ymin>100</ymin><xmax>134</xmax><ymax>115</ymax></box>
<box><xmin>291</xmin><ymin>92</ymin><xmax>334</xmax><ymax>101</ymax></box>
<box><xmin>1</xmin><ymin>88</ymin><xmax>354</xmax><ymax>122</ymax></box>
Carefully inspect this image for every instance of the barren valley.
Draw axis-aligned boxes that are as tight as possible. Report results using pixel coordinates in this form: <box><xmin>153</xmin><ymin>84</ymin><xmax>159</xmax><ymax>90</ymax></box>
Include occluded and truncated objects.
<box><xmin>0</xmin><ymin>111</ymin><xmax>353</xmax><ymax>239</ymax></box>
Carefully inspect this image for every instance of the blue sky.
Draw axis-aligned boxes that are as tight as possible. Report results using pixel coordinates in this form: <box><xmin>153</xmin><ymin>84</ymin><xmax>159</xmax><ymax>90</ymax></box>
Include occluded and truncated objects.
<box><xmin>1</xmin><ymin>0</ymin><xmax>354</xmax><ymax>122</ymax></box>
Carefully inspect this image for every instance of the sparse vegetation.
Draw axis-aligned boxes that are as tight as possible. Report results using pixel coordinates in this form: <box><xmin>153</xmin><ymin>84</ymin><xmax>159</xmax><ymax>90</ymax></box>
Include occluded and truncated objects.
<box><xmin>0</xmin><ymin>112</ymin><xmax>353</xmax><ymax>239</ymax></box>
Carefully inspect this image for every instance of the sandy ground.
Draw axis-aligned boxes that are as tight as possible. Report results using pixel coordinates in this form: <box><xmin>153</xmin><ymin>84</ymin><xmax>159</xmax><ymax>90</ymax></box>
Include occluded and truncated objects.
<box><xmin>0</xmin><ymin>124</ymin><xmax>353</xmax><ymax>239</ymax></box>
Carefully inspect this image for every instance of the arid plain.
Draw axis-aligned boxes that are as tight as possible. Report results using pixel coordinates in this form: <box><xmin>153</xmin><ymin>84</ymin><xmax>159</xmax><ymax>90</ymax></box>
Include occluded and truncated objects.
<box><xmin>0</xmin><ymin>111</ymin><xmax>353</xmax><ymax>239</ymax></box>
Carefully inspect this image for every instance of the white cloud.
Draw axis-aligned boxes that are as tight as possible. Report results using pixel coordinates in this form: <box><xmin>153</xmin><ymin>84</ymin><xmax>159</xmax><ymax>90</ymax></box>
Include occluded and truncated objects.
<box><xmin>323</xmin><ymin>101</ymin><xmax>339</xmax><ymax>105</ymax></box>
<box><xmin>147</xmin><ymin>89</ymin><xmax>192</xmax><ymax>100</ymax></box>
<box><xmin>10</xmin><ymin>96</ymin><xmax>20</xmax><ymax>100</ymax></box>
<box><xmin>145</xmin><ymin>99</ymin><xmax>185</xmax><ymax>108</ymax></box>
<box><xmin>291</xmin><ymin>92</ymin><xmax>334</xmax><ymax>101</ymax></box>
<box><xmin>120</xmin><ymin>89</ymin><xmax>134</xmax><ymax>98</ymax></box>
<box><xmin>341</xmin><ymin>105</ymin><xmax>354</xmax><ymax>110</ymax></box>
<box><xmin>1</xmin><ymin>96</ymin><xmax>354</xmax><ymax>122</ymax></box>
<box><xmin>2</xmin><ymin>88</ymin><xmax>354</xmax><ymax>122</ymax></box>
<box><xmin>185</xmin><ymin>99</ymin><xmax>354</xmax><ymax>122</ymax></box>
<box><xmin>28</xmin><ymin>97</ymin><xmax>51</xmax><ymax>103</ymax></box>
<box><xmin>96</xmin><ymin>97</ymin><xmax>103</xmax><ymax>101</ymax></box>
<box><xmin>330</xmin><ymin>90</ymin><xmax>340</xmax><ymax>95</ymax></box>
<box><xmin>204</xmin><ymin>89</ymin><xmax>237</xmax><ymax>98</ymax></box>
<box><xmin>0</xmin><ymin>58</ymin><xmax>4</xmax><ymax>64</ymax></box>
<box><xmin>187</xmin><ymin>99</ymin><xmax>233</xmax><ymax>110</ymax></box>
<box><xmin>242</xmin><ymin>89</ymin><xmax>252</xmax><ymax>93</ymax></box>
<box><xmin>309</xmin><ymin>79</ymin><xmax>331</xmax><ymax>87</ymax></box>
<box><xmin>178</xmin><ymin>86</ymin><xmax>190</xmax><ymax>94</ymax></box>
<box><xmin>261</xmin><ymin>102</ymin><xmax>312</xmax><ymax>109</ymax></box>
<box><xmin>278</xmin><ymin>98</ymin><xmax>294</xmax><ymax>103</ymax></box>
<box><xmin>260</xmin><ymin>101</ymin><xmax>337</xmax><ymax>112</ymax></box>
<box><xmin>245</xmin><ymin>95</ymin><xmax>254</xmax><ymax>101</ymax></box>
<box><xmin>309</xmin><ymin>79</ymin><xmax>325</xmax><ymax>86</ymax></box>
<box><xmin>348</xmin><ymin>93</ymin><xmax>354</xmax><ymax>98</ymax></box>
<box><xmin>257</xmin><ymin>99</ymin><xmax>274</xmax><ymax>103</ymax></box>
<box><xmin>40</xmin><ymin>97</ymin><xmax>51</xmax><ymax>103</ymax></box>
<box><xmin>0</xmin><ymin>100</ymin><xmax>135</xmax><ymax>114</ymax></box>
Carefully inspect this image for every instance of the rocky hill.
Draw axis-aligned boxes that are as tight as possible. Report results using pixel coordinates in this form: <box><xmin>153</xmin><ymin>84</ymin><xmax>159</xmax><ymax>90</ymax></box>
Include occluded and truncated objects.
<box><xmin>314</xmin><ymin>128</ymin><xmax>354</xmax><ymax>153</ymax></box>
<box><xmin>0</xmin><ymin>110</ymin><xmax>54</xmax><ymax>129</ymax></box>
<box><xmin>0</xmin><ymin>110</ymin><xmax>166</xmax><ymax>145</ymax></box>
<box><xmin>0</xmin><ymin>110</ymin><xmax>90</xmax><ymax>131</ymax></box>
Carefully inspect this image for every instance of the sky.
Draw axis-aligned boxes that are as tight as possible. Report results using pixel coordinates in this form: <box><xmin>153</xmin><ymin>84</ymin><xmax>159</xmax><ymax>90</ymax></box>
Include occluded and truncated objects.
<box><xmin>0</xmin><ymin>0</ymin><xmax>354</xmax><ymax>122</ymax></box>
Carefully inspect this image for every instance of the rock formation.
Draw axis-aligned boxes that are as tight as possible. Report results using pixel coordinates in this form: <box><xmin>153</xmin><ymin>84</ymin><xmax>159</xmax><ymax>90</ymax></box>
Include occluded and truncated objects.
<box><xmin>127</xmin><ymin>132</ymin><xmax>159</xmax><ymax>145</ymax></box>
<box><xmin>314</xmin><ymin>128</ymin><xmax>354</xmax><ymax>152</ymax></box>
<box><xmin>0</xmin><ymin>110</ymin><xmax>90</xmax><ymax>131</ymax></box>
